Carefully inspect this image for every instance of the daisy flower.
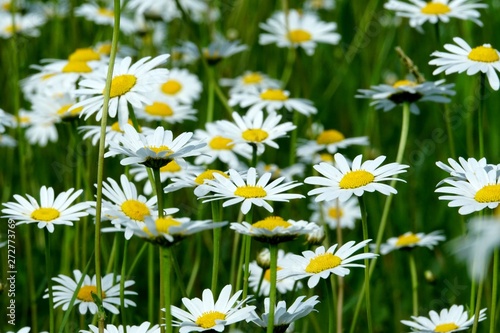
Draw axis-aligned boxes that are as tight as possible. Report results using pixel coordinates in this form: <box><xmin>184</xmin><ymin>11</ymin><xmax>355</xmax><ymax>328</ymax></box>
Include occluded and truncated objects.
<box><xmin>216</xmin><ymin>110</ymin><xmax>296</xmax><ymax>153</ymax></box>
<box><xmin>193</xmin><ymin>122</ymin><xmax>252</xmax><ymax>168</ymax></box>
<box><xmin>356</xmin><ymin>78</ymin><xmax>455</xmax><ymax>114</ymax></box>
<box><xmin>435</xmin><ymin>156</ymin><xmax>491</xmax><ymax>184</ymax></box>
<box><xmin>451</xmin><ymin>216</ymin><xmax>500</xmax><ymax>280</ymax></box>
<box><xmin>297</xmin><ymin>129</ymin><xmax>369</xmax><ymax>157</ymax></box>
<box><xmin>231</xmin><ymin>216</ymin><xmax>317</xmax><ymax>244</ymax></box>
<box><xmin>124</xmin><ymin>213</ymin><xmax>226</xmax><ymax>246</ymax></box>
<box><xmin>135</xmin><ymin>97</ymin><xmax>197</xmax><ymax>124</ymax></box>
<box><xmin>45</xmin><ymin>270</ymin><xmax>136</xmax><ymax>315</ymax></box>
<box><xmin>0</xmin><ymin>12</ymin><xmax>45</xmax><ymax>38</ymax></box>
<box><xmin>98</xmin><ymin>174</ymin><xmax>157</xmax><ymax>230</ymax></box>
<box><xmin>81</xmin><ymin>322</ymin><xmax>160</xmax><ymax>333</ymax></box>
<box><xmin>247</xmin><ymin>296</ymin><xmax>319</xmax><ymax>330</ymax></box>
<box><xmin>435</xmin><ymin>164</ymin><xmax>500</xmax><ymax>214</ymax></box>
<box><xmin>105</xmin><ymin>124</ymin><xmax>206</xmax><ymax>169</ymax></box>
<box><xmin>169</xmin><ymin>284</ymin><xmax>256</xmax><ymax>333</ymax></box>
<box><xmin>71</xmin><ymin>54</ymin><xmax>170</xmax><ymax>126</ymax></box>
<box><xmin>305</xmin><ymin>153</ymin><xmax>409</xmax><ymax>203</ymax></box>
<box><xmin>0</xmin><ymin>133</ymin><xmax>17</xmax><ymax>147</ymax></box>
<box><xmin>430</xmin><ymin>37</ymin><xmax>500</xmax><ymax>90</ymax></box>
<box><xmin>130</xmin><ymin>161</ymin><xmax>203</xmax><ymax>195</ymax></box>
<box><xmin>401</xmin><ymin>304</ymin><xmax>487</xmax><ymax>333</ymax></box>
<box><xmin>165</xmin><ymin>169</ymin><xmax>231</xmax><ymax>195</ymax></box>
<box><xmin>156</xmin><ymin>67</ymin><xmax>202</xmax><ymax>104</ymax></box>
<box><xmin>0</xmin><ymin>108</ymin><xmax>16</xmax><ymax>133</ymax></box>
<box><xmin>259</xmin><ymin>9</ymin><xmax>341</xmax><ymax>56</ymax></box>
<box><xmin>309</xmin><ymin>197</ymin><xmax>361</xmax><ymax>230</ymax></box>
<box><xmin>278</xmin><ymin>239</ymin><xmax>378</xmax><ymax>288</ymax></box>
<box><xmin>256</xmin><ymin>162</ymin><xmax>305</xmax><ymax>182</ymax></box>
<box><xmin>202</xmin><ymin>34</ymin><xmax>248</xmax><ymax>65</ymax></box>
<box><xmin>197</xmin><ymin>167</ymin><xmax>304</xmax><ymax>214</ymax></box>
<box><xmin>378</xmin><ymin>230</ymin><xmax>445</xmax><ymax>255</ymax></box>
<box><xmin>75</xmin><ymin>2</ymin><xmax>136</xmax><ymax>34</ymax></box>
<box><xmin>384</xmin><ymin>0</ymin><xmax>487</xmax><ymax>32</ymax></box>
<box><xmin>2</xmin><ymin>186</ymin><xmax>90</xmax><ymax>233</ymax></box>
<box><xmin>220</xmin><ymin>71</ymin><xmax>282</xmax><ymax>94</ymax></box>
<box><xmin>229</xmin><ymin>88</ymin><xmax>317</xmax><ymax>116</ymax></box>
<box><xmin>78</xmin><ymin>120</ymin><xmax>154</xmax><ymax>147</ymax></box>
<box><xmin>248</xmin><ymin>249</ymin><xmax>302</xmax><ymax>296</ymax></box>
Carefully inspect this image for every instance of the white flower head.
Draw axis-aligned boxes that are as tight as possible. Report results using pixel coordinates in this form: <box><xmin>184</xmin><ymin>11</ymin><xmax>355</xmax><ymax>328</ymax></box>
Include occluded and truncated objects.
<box><xmin>309</xmin><ymin>197</ymin><xmax>361</xmax><ymax>230</ymax></box>
<box><xmin>81</xmin><ymin>322</ymin><xmax>160</xmax><ymax>333</ymax></box>
<box><xmin>378</xmin><ymin>230</ymin><xmax>446</xmax><ymax>255</ymax></box>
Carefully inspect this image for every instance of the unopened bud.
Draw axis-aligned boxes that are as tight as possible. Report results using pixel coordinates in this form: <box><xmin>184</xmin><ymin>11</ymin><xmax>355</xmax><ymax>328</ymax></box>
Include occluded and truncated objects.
<box><xmin>306</xmin><ymin>224</ymin><xmax>325</xmax><ymax>246</ymax></box>
<box><xmin>256</xmin><ymin>248</ymin><xmax>271</xmax><ymax>269</ymax></box>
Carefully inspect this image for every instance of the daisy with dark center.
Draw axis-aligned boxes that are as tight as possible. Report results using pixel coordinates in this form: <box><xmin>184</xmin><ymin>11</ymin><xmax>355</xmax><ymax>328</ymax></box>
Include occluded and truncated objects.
<box><xmin>196</xmin><ymin>167</ymin><xmax>304</xmax><ymax>214</ymax></box>
<box><xmin>216</xmin><ymin>110</ymin><xmax>296</xmax><ymax>155</ymax></box>
<box><xmin>384</xmin><ymin>0</ymin><xmax>487</xmax><ymax>32</ymax></box>
<box><xmin>44</xmin><ymin>270</ymin><xmax>136</xmax><ymax>314</ymax></box>
<box><xmin>2</xmin><ymin>186</ymin><xmax>90</xmax><ymax>233</ymax></box>
<box><xmin>71</xmin><ymin>54</ymin><xmax>170</xmax><ymax>126</ymax></box>
<box><xmin>259</xmin><ymin>9</ymin><xmax>341</xmax><ymax>56</ymax></box>
<box><xmin>430</xmin><ymin>37</ymin><xmax>500</xmax><ymax>90</ymax></box>
<box><xmin>105</xmin><ymin>124</ymin><xmax>205</xmax><ymax>169</ymax></box>
<box><xmin>169</xmin><ymin>284</ymin><xmax>255</xmax><ymax>333</ymax></box>
<box><xmin>401</xmin><ymin>304</ymin><xmax>486</xmax><ymax>333</ymax></box>
<box><xmin>378</xmin><ymin>230</ymin><xmax>445</xmax><ymax>254</ymax></box>
<box><xmin>278</xmin><ymin>239</ymin><xmax>377</xmax><ymax>288</ymax></box>
<box><xmin>305</xmin><ymin>153</ymin><xmax>409</xmax><ymax>203</ymax></box>
<box><xmin>229</xmin><ymin>88</ymin><xmax>317</xmax><ymax>116</ymax></box>
<box><xmin>435</xmin><ymin>164</ymin><xmax>500</xmax><ymax>215</ymax></box>
<box><xmin>297</xmin><ymin>129</ymin><xmax>369</xmax><ymax>158</ymax></box>
<box><xmin>356</xmin><ymin>78</ymin><xmax>455</xmax><ymax>114</ymax></box>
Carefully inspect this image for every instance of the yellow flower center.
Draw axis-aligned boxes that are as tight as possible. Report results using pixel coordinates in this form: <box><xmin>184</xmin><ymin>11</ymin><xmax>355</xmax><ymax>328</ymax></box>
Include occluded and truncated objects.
<box><xmin>62</xmin><ymin>61</ymin><xmax>92</xmax><ymax>73</ymax></box>
<box><xmin>195</xmin><ymin>311</ymin><xmax>226</xmax><ymax>329</ymax></box>
<box><xmin>97</xmin><ymin>7</ymin><xmax>114</xmax><ymax>18</ymax></box>
<box><xmin>320</xmin><ymin>153</ymin><xmax>334</xmax><ymax>162</ymax></box>
<box><xmin>4</xmin><ymin>24</ymin><xmax>19</xmax><ymax>34</ymax></box>
<box><xmin>148</xmin><ymin>145</ymin><xmax>172</xmax><ymax>155</ymax></box>
<box><xmin>234</xmin><ymin>185</ymin><xmax>267</xmax><ymax>198</ymax></box>
<box><xmin>110</xmin><ymin>120</ymin><xmax>138</xmax><ymax>133</ymax></box>
<box><xmin>194</xmin><ymin>170</ymin><xmax>229</xmax><ymax>185</ymax></box>
<box><xmin>264</xmin><ymin>267</ymin><xmax>282</xmax><ymax>281</ymax></box>
<box><xmin>145</xmin><ymin>216</ymin><xmax>182</xmax><ymax>235</ymax></box>
<box><xmin>68</xmin><ymin>48</ymin><xmax>101</xmax><ymax>62</ymax></box>
<box><xmin>242</xmin><ymin>129</ymin><xmax>269</xmax><ymax>142</ymax></box>
<box><xmin>392</xmin><ymin>80</ymin><xmax>417</xmax><ymax>88</ymax></box>
<box><xmin>474</xmin><ymin>184</ymin><xmax>500</xmax><ymax>203</ymax></box>
<box><xmin>121</xmin><ymin>199</ymin><xmax>149</xmax><ymax>221</ymax></box>
<box><xmin>144</xmin><ymin>102</ymin><xmax>174</xmax><ymax>117</ymax></box>
<box><xmin>108</xmin><ymin>74</ymin><xmax>137</xmax><ymax>98</ymax></box>
<box><xmin>252</xmin><ymin>216</ymin><xmax>291</xmax><ymax>230</ymax></box>
<box><xmin>242</xmin><ymin>72</ymin><xmax>263</xmax><ymax>84</ymax></box>
<box><xmin>77</xmin><ymin>285</ymin><xmax>106</xmax><ymax>302</ymax></box>
<box><xmin>57</xmin><ymin>104</ymin><xmax>83</xmax><ymax>117</ymax></box>
<box><xmin>468</xmin><ymin>45</ymin><xmax>500</xmax><ymax>63</ymax></box>
<box><xmin>260</xmin><ymin>89</ymin><xmax>288</xmax><ymax>101</ymax></box>
<box><xmin>31</xmin><ymin>208</ymin><xmax>60</xmax><ymax>222</ymax></box>
<box><xmin>160</xmin><ymin>160</ymin><xmax>182</xmax><ymax>173</ymax></box>
<box><xmin>305</xmin><ymin>253</ymin><xmax>342</xmax><ymax>273</ymax></box>
<box><xmin>328</xmin><ymin>207</ymin><xmax>343</xmax><ymax>219</ymax></box>
<box><xmin>161</xmin><ymin>80</ymin><xmax>182</xmax><ymax>95</ymax></box>
<box><xmin>434</xmin><ymin>322</ymin><xmax>459</xmax><ymax>332</ymax></box>
<box><xmin>97</xmin><ymin>44</ymin><xmax>112</xmax><ymax>55</ymax></box>
<box><xmin>395</xmin><ymin>233</ymin><xmax>421</xmax><ymax>247</ymax></box>
<box><xmin>316</xmin><ymin>130</ymin><xmax>345</xmax><ymax>145</ymax></box>
<box><xmin>339</xmin><ymin>170</ymin><xmax>375</xmax><ymax>189</ymax></box>
<box><xmin>420</xmin><ymin>2</ymin><xmax>451</xmax><ymax>15</ymax></box>
<box><xmin>288</xmin><ymin>29</ymin><xmax>312</xmax><ymax>43</ymax></box>
<box><xmin>209</xmin><ymin>136</ymin><xmax>234</xmax><ymax>150</ymax></box>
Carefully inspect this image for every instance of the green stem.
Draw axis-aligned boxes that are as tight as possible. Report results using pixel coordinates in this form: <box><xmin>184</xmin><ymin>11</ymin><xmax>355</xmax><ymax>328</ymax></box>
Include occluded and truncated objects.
<box><xmin>280</xmin><ymin>47</ymin><xmax>296</xmax><ymax>88</ymax></box>
<box><xmin>242</xmin><ymin>212</ymin><xmax>253</xmax><ymax>299</ymax></box>
<box><xmin>472</xmin><ymin>280</ymin><xmax>484</xmax><ymax>333</ymax></box>
<box><xmin>358</xmin><ymin>195</ymin><xmax>373</xmax><ymax>333</ymax></box>
<box><xmin>153</xmin><ymin>167</ymin><xmax>164</xmax><ymax>218</ymax></box>
<box><xmin>350</xmin><ymin>102</ymin><xmax>411</xmax><ymax>333</ymax></box>
<box><xmin>94</xmin><ymin>0</ymin><xmax>121</xmax><ymax>330</ymax></box>
<box><xmin>266</xmin><ymin>244</ymin><xmax>278</xmax><ymax>333</ymax></box>
<box><xmin>44</xmin><ymin>229</ymin><xmax>55</xmax><ymax>333</ymax></box>
<box><xmin>120</xmin><ymin>239</ymin><xmax>129</xmax><ymax>327</ymax></box>
<box><xmin>288</xmin><ymin>111</ymin><xmax>300</xmax><ymax>167</ymax></box>
<box><xmin>211</xmin><ymin>200</ymin><xmax>222</xmax><ymax>293</ymax></box>
<box><xmin>148</xmin><ymin>245</ymin><xmax>155</xmax><ymax>324</ymax></box>
<box><xmin>163</xmin><ymin>248</ymin><xmax>173</xmax><ymax>333</ymax></box>
<box><xmin>127</xmin><ymin>241</ymin><xmax>148</xmax><ymax>277</ymax></box>
<box><xmin>335</xmin><ymin>199</ymin><xmax>344</xmax><ymax>333</ymax></box>
<box><xmin>490</xmin><ymin>249</ymin><xmax>499</xmax><ymax>333</ymax></box>
<box><xmin>187</xmin><ymin>233</ymin><xmax>202</xmax><ymax>297</ymax></box>
<box><xmin>409</xmin><ymin>252</ymin><xmax>419</xmax><ymax>317</ymax></box>
<box><xmin>206</xmin><ymin>66</ymin><xmax>216</xmax><ymax>123</ymax></box>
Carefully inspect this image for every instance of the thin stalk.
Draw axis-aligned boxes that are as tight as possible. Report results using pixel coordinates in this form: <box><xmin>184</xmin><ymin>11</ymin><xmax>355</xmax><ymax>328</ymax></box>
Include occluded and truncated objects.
<box><xmin>213</xmin><ymin>82</ymin><xmax>233</xmax><ymax>118</ymax></box>
<box><xmin>358</xmin><ymin>195</ymin><xmax>373</xmax><ymax>333</ymax></box>
<box><xmin>242</xmin><ymin>209</ymin><xmax>253</xmax><ymax>299</ymax></box>
<box><xmin>288</xmin><ymin>110</ymin><xmax>300</xmax><ymax>167</ymax></box>
<box><xmin>206</xmin><ymin>66</ymin><xmax>216</xmax><ymax>123</ymax></box>
<box><xmin>148</xmin><ymin>245</ymin><xmax>155</xmax><ymax>324</ymax></box>
<box><xmin>186</xmin><ymin>233</ymin><xmax>202</xmax><ymax>297</ymax></box>
<box><xmin>266</xmin><ymin>244</ymin><xmax>278</xmax><ymax>333</ymax></box>
<box><xmin>94</xmin><ymin>0</ymin><xmax>121</xmax><ymax>330</ymax></box>
<box><xmin>490</xmin><ymin>249</ymin><xmax>499</xmax><ymax>333</ymax></box>
<box><xmin>153</xmin><ymin>167</ymin><xmax>165</xmax><ymax>218</ymax></box>
<box><xmin>159</xmin><ymin>247</ymin><xmax>165</xmax><ymax>333</ymax></box>
<box><xmin>120</xmin><ymin>239</ymin><xmax>129</xmax><ymax>327</ymax></box>
<box><xmin>409</xmin><ymin>252</ymin><xmax>419</xmax><ymax>317</ymax></box>
<box><xmin>471</xmin><ymin>280</ymin><xmax>484</xmax><ymax>333</ymax></box>
<box><xmin>127</xmin><ymin>242</ymin><xmax>148</xmax><ymax>278</ymax></box>
<box><xmin>44</xmin><ymin>229</ymin><xmax>55</xmax><ymax>333</ymax></box>
<box><xmin>350</xmin><ymin>102</ymin><xmax>411</xmax><ymax>333</ymax></box>
<box><xmin>163</xmin><ymin>248</ymin><xmax>173</xmax><ymax>333</ymax></box>
<box><xmin>335</xmin><ymin>199</ymin><xmax>344</xmax><ymax>333</ymax></box>
<box><xmin>211</xmin><ymin>200</ymin><xmax>222</xmax><ymax>293</ymax></box>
